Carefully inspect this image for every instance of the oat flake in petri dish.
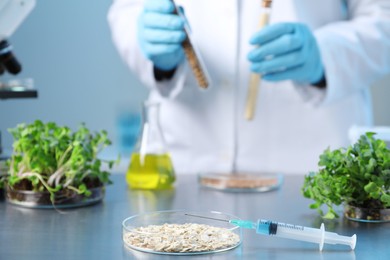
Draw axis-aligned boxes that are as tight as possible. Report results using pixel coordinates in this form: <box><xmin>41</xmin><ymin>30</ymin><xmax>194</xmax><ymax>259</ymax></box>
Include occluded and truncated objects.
<box><xmin>122</xmin><ymin>210</ymin><xmax>242</xmax><ymax>255</ymax></box>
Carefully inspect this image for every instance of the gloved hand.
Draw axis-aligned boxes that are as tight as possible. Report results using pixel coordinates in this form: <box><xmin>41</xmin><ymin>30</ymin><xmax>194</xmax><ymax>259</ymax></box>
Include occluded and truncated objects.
<box><xmin>137</xmin><ymin>0</ymin><xmax>186</xmax><ymax>71</ymax></box>
<box><xmin>248</xmin><ymin>23</ymin><xmax>324</xmax><ymax>84</ymax></box>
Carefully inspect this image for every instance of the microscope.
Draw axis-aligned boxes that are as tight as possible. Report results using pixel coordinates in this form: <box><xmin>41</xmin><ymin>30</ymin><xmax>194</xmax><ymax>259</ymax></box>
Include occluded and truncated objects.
<box><xmin>0</xmin><ymin>0</ymin><xmax>36</xmax><ymax>99</ymax></box>
<box><xmin>0</xmin><ymin>0</ymin><xmax>36</xmax><ymax>185</ymax></box>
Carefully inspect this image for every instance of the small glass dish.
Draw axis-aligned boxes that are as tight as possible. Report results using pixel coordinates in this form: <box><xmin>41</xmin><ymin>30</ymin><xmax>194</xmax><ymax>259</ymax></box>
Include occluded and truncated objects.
<box><xmin>344</xmin><ymin>205</ymin><xmax>390</xmax><ymax>223</ymax></box>
<box><xmin>122</xmin><ymin>210</ymin><xmax>242</xmax><ymax>255</ymax></box>
<box><xmin>198</xmin><ymin>172</ymin><xmax>283</xmax><ymax>192</ymax></box>
<box><xmin>5</xmin><ymin>186</ymin><xmax>105</xmax><ymax>209</ymax></box>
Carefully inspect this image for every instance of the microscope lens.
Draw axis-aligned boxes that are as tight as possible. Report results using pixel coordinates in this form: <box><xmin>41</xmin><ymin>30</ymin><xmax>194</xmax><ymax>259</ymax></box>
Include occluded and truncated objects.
<box><xmin>1</xmin><ymin>53</ymin><xmax>22</xmax><ymax>74</ymax></box>
<box><xmin>0</xmin><ymin>40</ymin><xmax>22</xmax><ymax>75</ymax></box>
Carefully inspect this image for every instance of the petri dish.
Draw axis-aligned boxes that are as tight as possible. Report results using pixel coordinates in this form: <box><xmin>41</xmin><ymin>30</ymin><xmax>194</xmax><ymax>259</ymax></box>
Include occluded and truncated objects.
<box><xmin>198</xmin><ymin>172</ymin><xmax>283</xmax><ymax>192</ymax></box>
<box><xmin>122</xmin><ymin>210</ymin><xmax>242</xmax><ymax>255</ymax></box>
<box><xmin>344</xmin><ymin>205</ymin><xmax>390</xmax><ymax>223</ymax></box>
<box><xmin>5</xmin><ymin>186</ymin><xmax>105</xmax><ymax>209</ymax></box>
<box><xmin>0</xmin><ymin>158</ymin><xmax>6</xmax><ymax>200</ymax></box>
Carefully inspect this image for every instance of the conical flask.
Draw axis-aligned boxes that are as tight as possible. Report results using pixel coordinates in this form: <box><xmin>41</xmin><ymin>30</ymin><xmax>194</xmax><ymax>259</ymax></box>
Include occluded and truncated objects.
<box><xmin>126</xmin><ymin>102</ymin><xmax>176</xmax><ymax>190</ymax></box>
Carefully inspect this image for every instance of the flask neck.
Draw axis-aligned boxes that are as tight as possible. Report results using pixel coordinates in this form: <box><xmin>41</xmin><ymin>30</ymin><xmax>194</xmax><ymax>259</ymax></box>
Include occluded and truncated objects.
<box><xmin>138</xmin><ymin>102</ymin><xmax>167</xmax><ymax>155</ymax></box>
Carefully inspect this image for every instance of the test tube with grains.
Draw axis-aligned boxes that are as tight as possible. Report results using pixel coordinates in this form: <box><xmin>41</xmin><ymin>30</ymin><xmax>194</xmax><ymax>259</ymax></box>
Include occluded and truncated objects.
<box><xmin>245</xmin><ymin>0</ymin><xmax>273</xmax><ymax>120</ymax></box>
<box><xmin>172</xmin><ymin>1</ymin><xmax>210</xmax><ymax>89</ymax></box>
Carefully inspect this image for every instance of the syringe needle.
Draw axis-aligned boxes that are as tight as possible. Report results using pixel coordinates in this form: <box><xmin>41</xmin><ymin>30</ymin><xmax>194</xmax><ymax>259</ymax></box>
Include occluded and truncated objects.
<box><xmin>184</xmin><ymin>214</ymin><xmax>230</xmax><ymax>222</ymax></box>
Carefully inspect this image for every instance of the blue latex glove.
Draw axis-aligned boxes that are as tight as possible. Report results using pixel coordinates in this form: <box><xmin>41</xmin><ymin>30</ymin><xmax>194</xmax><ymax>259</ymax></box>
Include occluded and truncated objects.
<box><xmin>248</xmin><ymin>23</ymin><xmax>324</xmax><ymax>84</ymax></box>
<box><xmin>137</xmin><ymin>0</ymin><xmax>186</xmax><ymax>71</ymax></box>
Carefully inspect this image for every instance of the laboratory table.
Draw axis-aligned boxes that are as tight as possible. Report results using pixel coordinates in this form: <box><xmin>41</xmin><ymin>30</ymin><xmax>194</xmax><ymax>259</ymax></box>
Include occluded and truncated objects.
<box><xmin>0</xmin><ymin>174</ymin><xmax>389</xmax><ymax>260</ymax></box>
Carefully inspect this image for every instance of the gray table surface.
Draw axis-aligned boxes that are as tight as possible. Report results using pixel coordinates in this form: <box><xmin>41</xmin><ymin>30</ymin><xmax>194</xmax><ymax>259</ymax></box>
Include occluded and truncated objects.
<box><xmin>0</xmin><ymin>174</ymin><xmax>389</xmax><ymax>260</ymax></box>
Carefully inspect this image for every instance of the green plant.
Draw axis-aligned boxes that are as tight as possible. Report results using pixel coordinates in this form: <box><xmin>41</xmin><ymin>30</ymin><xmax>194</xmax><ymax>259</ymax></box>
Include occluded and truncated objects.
<box><xmin>302</xmin><ymin>132</ymin><xmax>390</xmax><ymax>219</ymax></box>
<box><xmin>1</xmin><ymin>120</ymin><xmax>118</xmax><ymax>202</ymax></box>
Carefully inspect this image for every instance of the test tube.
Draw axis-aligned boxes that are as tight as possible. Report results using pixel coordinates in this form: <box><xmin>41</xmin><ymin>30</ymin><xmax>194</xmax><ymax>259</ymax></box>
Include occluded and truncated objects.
<box><xmin>172</xmin><ymin>1</ymin><xmax>211</xmax><ymax>89</ymax></box>
<box><xmin>245</xmin><ymin>0</ymin><xmax>273</xmax><ymax>120</ymax></box>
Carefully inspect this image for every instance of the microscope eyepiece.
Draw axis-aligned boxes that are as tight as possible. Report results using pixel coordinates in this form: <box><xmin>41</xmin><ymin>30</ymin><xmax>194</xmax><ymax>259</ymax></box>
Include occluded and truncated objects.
<box><xmin>0</xmin><ymin>40</ymin><xmax>22</xmax><ymax>75</ymax></box>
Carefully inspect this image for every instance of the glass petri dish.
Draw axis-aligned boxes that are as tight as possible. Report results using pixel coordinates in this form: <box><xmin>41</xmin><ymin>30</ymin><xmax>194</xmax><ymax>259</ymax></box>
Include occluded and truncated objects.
<box><xmin>5</xmin><ymin>186</ymin><xmax>105</xmax><ymax>209</ymax></box>
<box><xmin>122</xmin><ymin>210</ymin><xmax>242</xmax><ymax>255</ymax></box>
<box><xmin>344</xmin><ymin>204</ymin><xmax>390</xmax><ymax>223</ymax></box>
<box><xmin>198</xmin><ymin>172</ymin><xmax>283</xmax><ymax>192</ymax></box>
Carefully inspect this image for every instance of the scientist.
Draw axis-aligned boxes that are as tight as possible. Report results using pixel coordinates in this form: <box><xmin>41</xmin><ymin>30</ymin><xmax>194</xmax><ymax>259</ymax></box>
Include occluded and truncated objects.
<box><xmin>108</xmin><ymin>0</ymin><xmax>390</xmax><ymax>174</ymax></box>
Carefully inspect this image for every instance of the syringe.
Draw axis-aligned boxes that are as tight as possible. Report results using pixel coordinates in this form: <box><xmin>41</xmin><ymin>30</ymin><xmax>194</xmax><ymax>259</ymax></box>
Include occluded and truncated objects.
<box><xmin>184</xmin><ymin>214</ymin><xmax>357</xmax><ymax>251</ymax></box>
<box><xmin>231</xmin><ymin>219</ymin><xmax>356</xmax><ymax>251</ymax></box>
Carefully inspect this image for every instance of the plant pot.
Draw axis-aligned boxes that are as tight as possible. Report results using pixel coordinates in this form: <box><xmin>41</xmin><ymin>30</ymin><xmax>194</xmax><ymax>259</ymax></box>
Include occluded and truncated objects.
<box><xmin>0</xmin><ymin>158</ymin><xmax>7</xmax><ymax>200</ymax></box>
<box><xmin>5</xmin><ymin>185</ymin><xmax>105</xmax><ymax>209</ymax></box>
<box><xmin>344</xmin><ymin>204</ymin><xmax>390</xmax><ymax>223</ymax></box>
<box><xmin>0</xmin><ymin>184</ymin><xmax>5</xmax><ymax>201</ymax></box>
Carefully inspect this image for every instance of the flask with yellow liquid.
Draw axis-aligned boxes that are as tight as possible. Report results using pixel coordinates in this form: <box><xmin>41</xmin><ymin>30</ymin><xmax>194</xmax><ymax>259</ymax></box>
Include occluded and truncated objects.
<box><xmin>126</xmin><ymin>102</ymin><xmax>176</xmax><ymax>189</ymax></box>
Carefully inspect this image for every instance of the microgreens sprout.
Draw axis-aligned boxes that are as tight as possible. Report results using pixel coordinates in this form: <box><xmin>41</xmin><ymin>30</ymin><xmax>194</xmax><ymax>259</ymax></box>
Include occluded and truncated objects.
<box><xmin>1</xmin><ymin>120</ymin><xmax>118</xmax><ymax>203</ymax></box>
<box><xmin>302</xmin><ymin>132</ymin><xmax>390</xmax><ymax>219</ymax></box>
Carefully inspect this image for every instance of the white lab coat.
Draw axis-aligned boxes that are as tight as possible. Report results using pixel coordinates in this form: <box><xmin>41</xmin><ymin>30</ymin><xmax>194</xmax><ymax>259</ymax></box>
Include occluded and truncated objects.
<box><xmin>108</xmin><ymin>0</ymin><xmax>390</xmax><ymax>174</ymax></box>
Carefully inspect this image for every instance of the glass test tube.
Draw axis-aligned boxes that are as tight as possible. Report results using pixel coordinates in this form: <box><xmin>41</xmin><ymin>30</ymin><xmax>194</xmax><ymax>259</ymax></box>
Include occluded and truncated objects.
<box><xmin>245</xmin><ymin>0</ymin><xmax>273</xmax><ymax>120</ymax></box>
<box><xmin>172</xmin><ymin>1</ymin><xmax>211</xmax><ymax>89</ymax></box>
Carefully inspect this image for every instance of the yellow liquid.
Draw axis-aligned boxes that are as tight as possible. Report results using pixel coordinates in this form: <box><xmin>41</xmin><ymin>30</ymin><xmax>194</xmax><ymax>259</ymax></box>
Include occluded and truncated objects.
<box><xmin>126</xmin><ymin>153</ymin><xmax>176</xmax><ymax>190</ymax></box>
